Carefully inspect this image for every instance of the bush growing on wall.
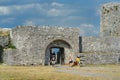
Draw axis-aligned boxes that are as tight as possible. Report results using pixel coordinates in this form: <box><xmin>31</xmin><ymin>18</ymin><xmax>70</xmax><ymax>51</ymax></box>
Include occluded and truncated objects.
<box><xmin>4</xmin><ymin>34</ymin><xmax>16</xmax><ymax>49</ymax></box>
<box><xmin>6</xmin><ymin>42</ymin><xmax>16</xmax><ymax>49</ymax></box>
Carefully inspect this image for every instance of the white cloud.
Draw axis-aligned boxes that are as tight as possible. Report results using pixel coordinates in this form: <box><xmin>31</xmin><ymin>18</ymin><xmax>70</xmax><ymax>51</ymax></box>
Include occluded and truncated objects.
<box><xmin>0</xmin><ymin>3</ymin><xmax>76</xmax><ymax>17</ymax></box>
<box><xmin>0</xmin><ymin>6</ymin><xmax>11</xmax><ymax>15</ymax></box>
<box><xmin>14</xmin><ymin>4</ymin><xmax>35</xmax><ymax>10</ymax></box>
<box><xmin>95</xmin><ymin>0</ymin><xmax>115</xmax><ymax>3</ymax></box>
<box><xmin>23</xmin><ymin>20</ymin><xmax>36</xmax><ymax>26</ymax></box>
<box><xmin>47</xmin><ymin>8</ymin><xmax>61</xmax><ymax>16</ymax></box>
<box><xmin>1</xmin><ymin>18</ymin><xmax>15</xmax><ymax>23</ymax></box>
<box><xmin>79</xmin><ymin>24</ymin><xmax>99</xmax><ymax>36</ymax></box>
<box><xmin>96</xmin><ymin>8</ymin><xmax>101</xmax><ymax>16</ymax></box>
<box><xmin>61</xmin><ymin>16</ymin><xmax>82</xmax><ymax>24</ymax></box>
<box><xmin>0</xmin><ymin>2</ymin><xmax>80</xmax><ymax>28</ymax></box>
<box><xmin>0</xmin><ymin>28</ymin><xmax>11</xmax><ymax>31</ymax></box>
<box><xmin>0</xmin><ymin>4</ymin><xmax>43</xmax><ymax>15</ymax></box>
<box><xmin>47</xmin><ymin>8</ymin><xmax>76</xmax><ymax>17</ymax></box>
<box><xmin>51</xmin><ymin>2</ymin><xmax>64</xmax><ymax>7</ymax></box>
<box><xmin>80</xmin><ymin>24</ymin><xmax>94</xmax><ymax>28</ymax></box>
<box><xmin>47</xmin><ymin>2</ymin><xmax>76</xmax><ymax>17</ymax></box>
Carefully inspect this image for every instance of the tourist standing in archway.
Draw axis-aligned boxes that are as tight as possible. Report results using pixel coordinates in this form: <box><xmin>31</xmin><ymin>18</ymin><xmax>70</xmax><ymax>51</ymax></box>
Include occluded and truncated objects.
<box><xmin>51</xmin><ymin>52</ymin><xmax>56</xmax><ymax>66</ymax></box>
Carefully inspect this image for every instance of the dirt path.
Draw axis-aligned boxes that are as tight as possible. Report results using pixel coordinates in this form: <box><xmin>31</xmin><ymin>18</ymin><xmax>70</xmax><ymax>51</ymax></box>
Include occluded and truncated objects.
<box><xmin>54</xmin><ymin>65</ymin><xmax>120</xmax><ymax>80</ymax></box>
<box><xmin>55</xmin><ymin>65</ymin><xmax>103</xmax><ymax>77</ymax></box>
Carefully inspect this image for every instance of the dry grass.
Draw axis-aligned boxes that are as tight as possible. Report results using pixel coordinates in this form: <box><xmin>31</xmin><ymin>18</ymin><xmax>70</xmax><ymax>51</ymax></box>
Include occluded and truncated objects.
<box><xmin>0</xmin><ymin>64</ymin><xmax>120</xmax><ymax>80</ymax></box>
<box><xmin>71</xmin><ymin>64</ymin><xmax>120</xmax><ymax>80</ymax></box>
<box><xmin>0</xmin><ymin>30</ymin><xmax>9</xmax><ymax>36</ymax></box>
<box><xmin>0</xmin><ymin>65</ymin><xmax>102</xmax><ymax>80</ymax></box>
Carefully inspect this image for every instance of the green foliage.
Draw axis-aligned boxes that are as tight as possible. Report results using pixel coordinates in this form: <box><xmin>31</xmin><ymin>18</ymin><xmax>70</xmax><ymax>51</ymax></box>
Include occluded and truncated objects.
<box><xmin>0</xmin><ymin>46</ymin><xmax>3</xmax><ymax>51</ymax></box>
<box><xmin>6</xmin><ymin>42</ymin><xmax>16</xmax><ymax>49</ymax></box>
<box><xmin>5</xmin><ymin>34</ymin><xmax>16</xmax><ymax>49</ymax></box>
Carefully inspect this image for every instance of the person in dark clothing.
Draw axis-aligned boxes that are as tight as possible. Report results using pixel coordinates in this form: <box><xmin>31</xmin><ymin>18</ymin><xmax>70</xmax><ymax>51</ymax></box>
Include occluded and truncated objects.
<box><xmin>51</xmin><ymin>52</ymin><xmax>56</xmax><ymax>66</ymax></box>
<box><xmin>50</xmin><ymin>53</ymin><xmax>53</xmax><ymax>65</ymax></box>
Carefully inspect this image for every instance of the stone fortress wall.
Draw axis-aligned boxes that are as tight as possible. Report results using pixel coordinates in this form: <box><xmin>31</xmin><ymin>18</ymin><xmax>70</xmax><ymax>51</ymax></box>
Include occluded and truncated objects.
<box><xmin>80</xmin><ymin>2</ymin><xmax>120</xmax><ymax>65</ymax></box>
<box><xmin>0</xmin><ymin>30</ymin><xmax>10</xmax><ymax>63</ymax></box>
<box><xmin>80</xmin><ymin>36</ymin><xmax>120</xmax><ymax>65</ymax></box>
<box><xmin>1</xmin><ymin>2</ymin><xmax>120</xmax><ymax>66</ymax></box>
<box><xmin>81</xmin><ymin>36</ymin><xmax>120</xmax><ymax>53</ymax></box>
<box><xmin>4</xmin><ymin>26</ymin><xmax>80</xmax><ymax>65</ymax></box>
<box><xmin>0</xmin><ymin>36</ymin><xmax>9</xmax><ymax>47</ymax></box>
<box><xmin>100</xmin><ymin>3</ymin><xmax>120</xmax><ymax>37</ymax></box>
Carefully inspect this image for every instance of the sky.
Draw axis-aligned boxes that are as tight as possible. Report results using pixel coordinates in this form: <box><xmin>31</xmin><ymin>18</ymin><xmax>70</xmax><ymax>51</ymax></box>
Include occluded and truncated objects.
<box><xmin>0</xmin><ymin>0</ymin><xmax>120</xmax><ymax>36</ymax></box>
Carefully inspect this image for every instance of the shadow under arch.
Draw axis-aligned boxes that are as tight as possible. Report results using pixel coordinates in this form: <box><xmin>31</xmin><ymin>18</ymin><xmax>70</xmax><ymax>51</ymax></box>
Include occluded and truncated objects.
<box><xmin>0</xmin><ymin>45</ymin><xmax>3</xmax><ymax>63</ymax></box>
<box><xmin>44</xmin><ymin>39</ymin><xmax>72</xmax><ymax>65</ymax></box>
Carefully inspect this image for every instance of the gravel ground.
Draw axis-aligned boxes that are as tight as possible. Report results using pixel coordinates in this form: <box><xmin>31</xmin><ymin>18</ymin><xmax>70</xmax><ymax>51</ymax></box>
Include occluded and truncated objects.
<box><xmin>54</xmin><ymin>65</ymin><xmax>120</xmax><ymax>80</ymax></box>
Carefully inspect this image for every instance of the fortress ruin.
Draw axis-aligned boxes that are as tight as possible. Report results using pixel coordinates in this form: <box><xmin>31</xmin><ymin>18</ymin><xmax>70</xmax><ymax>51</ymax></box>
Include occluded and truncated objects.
<box><xmin>0</xmin><ymin>2</ymin><xmax>120</xmax><ymax>66</ymax></box>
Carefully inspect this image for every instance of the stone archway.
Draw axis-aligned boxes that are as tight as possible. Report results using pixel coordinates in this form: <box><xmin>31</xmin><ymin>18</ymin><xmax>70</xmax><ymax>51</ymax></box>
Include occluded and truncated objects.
<box><xmin>45</xmin><ymin>40</ymin><xmax>72</xmax><ymax>65</ymax></box>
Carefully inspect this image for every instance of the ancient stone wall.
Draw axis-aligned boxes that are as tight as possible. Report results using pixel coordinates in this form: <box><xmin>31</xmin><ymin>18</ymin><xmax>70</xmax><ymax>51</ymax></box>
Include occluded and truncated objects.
<box><xmin>79</xmin><ymin>53</ymin><xmax>120</xmax><ymax>65</ymax></box>
<box><xmin>80</xmin><ymin>36</ymin><xmax>120</xmax><ymax>53</ymax></box>
<box><xmin>79</xmin><ymin>36</ymin><xmax>120</xmax><ymax>65</ymax></box>
<box><xmin>100</xmin><ymin>3</ymin><xmax>120</xmax><ymax>37</ymax></box>
<box><xmin>10</xmin><ymin>26</ymin><xmax>79</xmax><ymax>65</ymax></box>
<box><xmin>0</xmin><ymin>36</ymin><xmax>9</xmax><ymax>47</ymax></box>
<box><xmin>3</xmin><ymin>49</ymin><xmax>18</xmax><ymax>65</ymax></box>
<box><xmin>0</xmin><ymin>35</ymin><xmax>9</xmax><ymax>63</ymax></box>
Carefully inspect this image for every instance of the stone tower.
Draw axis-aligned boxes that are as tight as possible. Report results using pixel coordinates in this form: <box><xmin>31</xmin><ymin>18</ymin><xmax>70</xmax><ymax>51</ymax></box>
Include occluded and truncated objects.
<box><xmin>100</xmin><ymin>2</ymin><xmax>120</xmax><ymax>37</ymax></box>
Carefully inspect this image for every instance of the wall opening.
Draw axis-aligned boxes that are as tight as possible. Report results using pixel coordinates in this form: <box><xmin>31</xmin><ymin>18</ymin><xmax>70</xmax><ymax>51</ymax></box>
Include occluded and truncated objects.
<box><xmin>118</xmin><ymin>57</ymin><xmax>120</xmax><ymax>63</ymax></box>
<box><xmin>0</xmin><ymin>45</ymin><xmax>3</xmax><ymax>63</ymax></box>
<box><xmin>79</xmin><ymin>37</ymin><xmax>82</xmax><ymax>53</ymax></box>
<box><xmin>50</xmin><ymin>47</ymin><xmax>64</xmax><ymax>65</ymax></box>
<box><xmin>45</xmin><ymin>40</ymin><xmax>72</xmax><ymax>65</ymax></box>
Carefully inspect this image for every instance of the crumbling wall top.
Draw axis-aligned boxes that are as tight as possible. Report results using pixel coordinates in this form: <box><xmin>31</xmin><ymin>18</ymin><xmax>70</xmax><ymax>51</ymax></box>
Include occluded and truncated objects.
<box><xmin>12</xmin><ymin>26</ymin><xmax>80</xmax><ymax>36</ymax></box>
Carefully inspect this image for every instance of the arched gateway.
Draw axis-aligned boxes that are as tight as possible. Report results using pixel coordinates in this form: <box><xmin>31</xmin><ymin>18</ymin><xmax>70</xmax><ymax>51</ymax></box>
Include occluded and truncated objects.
<box><xmin>4</xmin><ymin>26</ymin><xmax>79</xmax><ymax>66</ymax></box>
<box><xmin>45</xmin><ymin>40</ymin><xmax>72</xmax><ymax>65</ymax></box>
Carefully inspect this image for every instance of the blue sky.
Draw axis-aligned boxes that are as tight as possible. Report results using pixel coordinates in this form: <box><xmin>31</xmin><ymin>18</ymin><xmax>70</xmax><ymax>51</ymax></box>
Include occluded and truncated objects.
<box><xmin>0</xmin><ymin>0</ymin><xmax>120</xmax><ymax>36</ymax></box>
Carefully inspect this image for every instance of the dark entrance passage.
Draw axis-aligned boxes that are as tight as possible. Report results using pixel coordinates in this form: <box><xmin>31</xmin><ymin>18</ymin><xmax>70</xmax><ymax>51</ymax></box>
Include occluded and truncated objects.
<box><xmin>45</xmin><ymin>40</ymin><xmax>72</xmax><ymax>65</ymax></box>
<box><xmin>50</xmin><ymin>47</ymin><xmax>64</xmax><ymax>65</ymax></box>
<box><xmin>0</xmin><ymin>45</ymin><xmax>3</xmax><ymax>63</ymax></box>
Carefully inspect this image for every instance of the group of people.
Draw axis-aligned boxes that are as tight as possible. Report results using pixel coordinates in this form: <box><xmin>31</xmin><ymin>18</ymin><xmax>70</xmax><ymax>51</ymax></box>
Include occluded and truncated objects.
<box><xmin>69</xmin><ymin>56</ymin><xmax>80</xmax><ymax>67</ymax></box>
<box><xmin>50</xmin><ymin>52</ymin><xmax>80</xmax><ymax>67</ymax></box>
